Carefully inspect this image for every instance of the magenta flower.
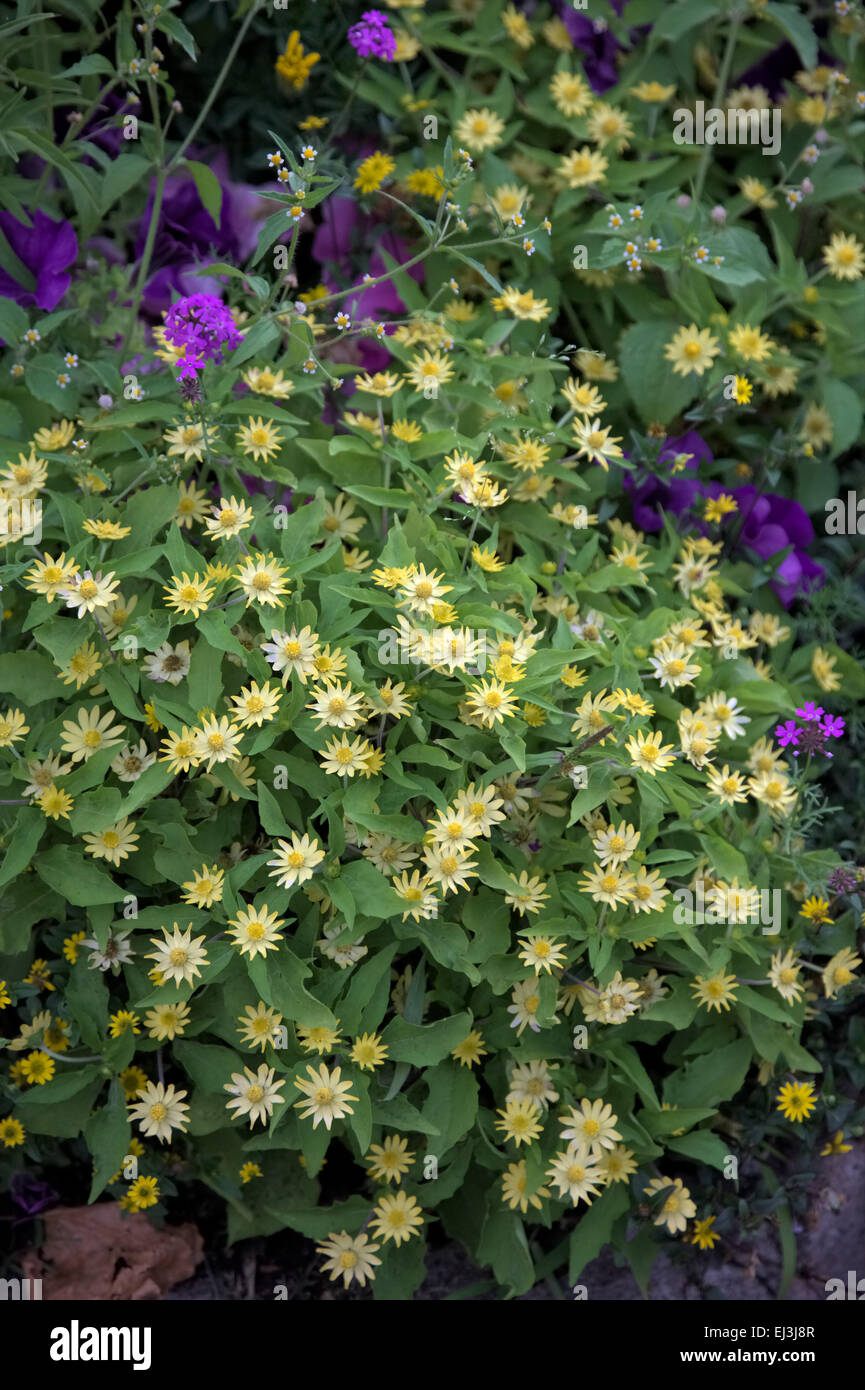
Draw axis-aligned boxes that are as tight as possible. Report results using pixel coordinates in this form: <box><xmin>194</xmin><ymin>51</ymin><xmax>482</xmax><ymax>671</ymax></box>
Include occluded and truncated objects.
<box><xmin>820</xmin><ymin>715</ymin><xmax>845</xmax><ymax>739</ymax></box>
<box><xmin>774</xmin><ymin>720</ymin><xmax>801</xmax><ymax>748</ymax></box>
<box><xmin>163</xmin><ymin>292</ymin><xmax>243</xmax><ymax>381</ymax></box>
<box><xmin>348</xmin><ymin>10</ymin><xmax>397</xmax><ymax>60</ymax></box>
<box><xmin>795</xmin><ymin>702</ymin><xmax>824</xmax><ymax>722</ymax></box>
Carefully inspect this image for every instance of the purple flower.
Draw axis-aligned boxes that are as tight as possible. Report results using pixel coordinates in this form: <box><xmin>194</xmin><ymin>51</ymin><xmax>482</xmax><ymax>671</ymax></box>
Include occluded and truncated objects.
<box><xmin>774</xmin><ymin>720</ymin><xmax>801</xmax><ymax>748</ymax></box>
<box><xmin>795</xmin><ymin>702</ymin><xmax>824</xmax><ymax>722</ymax></box>
<box><xmin>0</xmin><ymin>209</ymin><xmax>78</xmax><ymax>311</ymax></box>
<box><xmin>133</xmin><ymin>152</ymin><xmax>268</xmax><ymax>318</ymax></box>
<box><xmin>10</xmin><ymin>1173</ymin><xmax>58</xmax><ymax>1219</ymax></box>
<box><xmin>163</xmin><ymin>292</ymin><xmax>242</xmax><ymax>380</ymax></box>
<box><xmin>348</xmin><ymin>10</ymin><xmax>397</xmax><ymax>61</ymax></box>
<box><xmin>820</xmin><ymin>715</ymin><xmax>845</xmax><ymax>739</ymax></box>
<box><xmin>623</xmin><ymin>438</ymin><xmax>824</xmax><ymax>608</ymax></box>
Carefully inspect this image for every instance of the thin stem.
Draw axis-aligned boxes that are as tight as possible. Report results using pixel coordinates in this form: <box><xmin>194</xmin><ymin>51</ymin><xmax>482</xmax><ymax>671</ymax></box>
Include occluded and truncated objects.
<box><xmin>695</xmin><ymin>11</ymin><xmax>743</xmax><ymax>200</ymax></box>
<box><xmin>168</xmin><ymin>1</ymin><xmax>261</xmax><ymax>172</ymax></box>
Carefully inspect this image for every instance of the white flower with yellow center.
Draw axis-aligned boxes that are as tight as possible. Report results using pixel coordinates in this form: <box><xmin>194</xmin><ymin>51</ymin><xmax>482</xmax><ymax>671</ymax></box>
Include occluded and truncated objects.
<box><xmin>82</xmin><ymin>816</ymin><xmax>139</xmax><ymax>866</ymax></box>
<box><xmin>181</xmin><ymin>864</ymin><xmax>225</xmax><ymax>909</ymax></box>
<box><xmin>421</xmin><ymin>844</ymin><xmax>477</xmax><ymax>896</ymax></box>
<box><xmin>293</xmin><ymin>1062</ymin><xmax>357</xmax><ymax>1130</ymax></box>
<box><xmin>63</xmin><ymin>569</ymin><xmax>121</xmax><ymax>617</ymax></box>
<box><xmin>267</xmin><ymin>832</ymin><xmax>325</xmax><ymax>889</ymax></box>
<box><xmin>315</xmin><ymin>1231</ymin><xmax>381</xmax><ymax>1289</ymax></box>
<box><xmin>592</xmin><ymin>820</ymin><xmax>639</xmax><ymax>869</ymax></box>
<box><xmin>546</xmin><ymin>1150</ymin><xmax>604</xmax><ymax>1206</ymax></box>
<box><xmin>630</xmin><ymin>866</ymin><xmax>669</xmax><ymax>914</ymax></box>
<box><xmin>237</xmin><ymin>1002</ymin><xmax>284</xmax><ymax>1052</ymax></box>
<box><xmin>204</xmin><ymin>495</ymin><xmax>255</xmax><ymax>540</ymax></box>
<box><xmin>306</xmin><ymin>679</ymin><xmax>365</xmax><ymax>731</ymax></box>
<box><xmin>226</xmin><ymin>1063</ymin><xmax>286</xmax><ymax>1128</ymax></box>
<box><xmin>229</xmin><ymin>680</ymin><xmax>282</xmax><ymax>728</ymax></box>
<box><xmin>392</xmin><ymin>869</ymin><xmax>439</xmax><ymax>922</ymax></box>
<box><xmin>644</xmin><ymin>1176</ymin><xmax>696</xmax><ymax>1234</ymax></box>
<box><xmin>559</xmin><ymin>1097</ymin><xmax>622</xmax><ymax>1156</ymax></box>
<box><xmin>321</xmin><ymin>493</ymin><xmax>364</xmax><ymax>542</ymax></box>
<box><xmin>236</xmin><ymin>415</ymin><xmax>286</xmax><ymax>463</ymax></box>
<box><xmin>60</xmin><ymin>705</ymin><xmax>126</xmax><ymax>763</ymax></box>
<box><xmin>128</xmin><ymin>1080</ymin><xmax>190</xmax><ymax>1144</ymax></box>
<box><xmin>192</xmin><ymin>715</ymin><xmax>243</xmax><ymax>769</ymax></box>
<box><xmin>233</xmin><ymin>552</ymin><xmax>290</xmax><ymax>608</ymax></box>
<box><xmin>261</xmin><ymin>625</ymin><xmax>319</xmax><ymax>683</ymax></box>
<box><xmin>226</xmin><ymin>902</ymin><xmax>285</xmax><ymax>958</ymax></box>
<box><xmin>146</xmin><ymin>922</ymin><xmax>209</xmax><ymax>989</ymax></box>
<box><xmin>397</xmin><ymin>564</ymin><xmax>452</xmax><ymax>616</ymax></box>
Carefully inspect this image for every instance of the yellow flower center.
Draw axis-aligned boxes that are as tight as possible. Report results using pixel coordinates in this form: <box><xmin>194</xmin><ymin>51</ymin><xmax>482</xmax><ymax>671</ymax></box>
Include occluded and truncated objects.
<box><xmin>339</xmin><ymin>1251</ymin><xmax>357</xmax><ymax>1269</ymax></box>
<box><xmin>780</xmin><ymin>968</ymin><xmax>796</xmax><ymax>985</ymax></box>
<box><xmin>246</xmin><ymin>695</ymin><xmax>264</xmax><ymax>714</ymax></box>
<box><xmin>83</xmin><ymin>729</ymin><xmax>102</xmax><ymax>748</ymax></box>
<box><xmin>208</xmin><ymin>732</ymin><xmax>225</xmax><ymax>750</ymax></box>
<box><xmin>285</xmin><ymin>641</ymin><xmax>302</xmax><ymax>658</ymax></box>
<box><xmin>247</xmin><ymin>1085</ymin><xmax>265</xmax><ymax>1103</ymax></box>
<box><xmin>246</xmin><ymin>921</ymin><xmax>265</xmax><ymax>940</ymax></box>
<box><xmin>149</xmin><ymin>1102</ymin><xmax>167</xmax><ymax>1122</ymax></box>
<box><xmin>102</xmin><ymin>831</ymin><xmax>120</xmax><ymax>848</ymax></box>
<box><xmin>314</xmin><ymin>1086</ymin><xmax>333</xmax><ymax>1104</ymax></box>
<box><xmin>722</xmin><ymin>777</ymin><xmax>739</xmax><ymax>794</ymax></box>
<box><xmin>43</xmin><ymin>565</ymin><xmax>62</xmax><ymax>584</ymax></box>
<box><xmin>441</xmin><ymin>855</ymin><xmax>459</xmax><ymax>875</ymax></box>
<box><xmin>182</xmin><ymin>427</ymin><xmax>200</xmax><ymax>445</ymax></box>
<box><xmin>252</xmin><ymin>572</ymin><xmax>273</xmax><ymax>590</ymax></box>
<box><xmin>415</xmin><ymin>580</ymin><xmax>433</xmax><ymax>598</ymax></box>
<box><xmin>601</xmin><ymin>875</ymin><xmax>618</xmax><ymax>893</ymax></box>
<box><xmin>336</xmin><ymin>746</ymin><xmax>354</xmax><ymax>765</ymax></box>
<box><xmin>329</xmin><ymin>696</ymin><xmax>346</xmax><ymax>714</ymax></box>
<box><xmin>251</xmin><ymin>429</ymin><xmax>270</xmax><ymax>447</ymax></box>
<box><xmin>567</xmin><ymin>1164</ymin><xmax>586</xmax><ymax>1183</ymax></box>
<box><xmin>169</xmin><ymin>948</ymin><xmax>188</xmax><ymax>966</ymax></box>
<box><xmin>684</xmin><ymin>340</ymin><xmax>702</xmax><ymax>359</ymax></box>
<box><xmin>525</xmin><ymin>995</ymin><xmax>539</xmax><ymax>1014</ymax></box>
<box><xmin>180</xmin><ymin>584</ymin><xmax>199</xmax><ymax>603</ymax></box>
<box><xmin>79</xmin><ymin>579</ymin><xmax>98</xmax><ymax>599</ymax></box>
<box><xmin>609</xmin><ymin>835</ymin><xmax>626</xmax><ymax>853</ymax></box>
<box><xmin>641</xmin><ymin>743</ymin><xmax>659</xmax><ymax>762</ymax></box>
<box><xmin>220</xmin><ymin>509</ymin><xmax>237</xmax><ymax>527</ymax></box>
<box><xmin>583</xmin><ymin>1117</ymin><xmax>600</xmax><ymax>1136</ymax></box>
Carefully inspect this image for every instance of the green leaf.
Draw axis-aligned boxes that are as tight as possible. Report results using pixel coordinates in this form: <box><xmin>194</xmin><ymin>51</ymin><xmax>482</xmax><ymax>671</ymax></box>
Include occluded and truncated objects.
<box><xmin>420</xmin><ymin>1063</ymin><xmax>478</xmax><ymax>1157</ymax></box>
<box><xmin>619</xmin><ymin>320</ymin><xmax>697</xmax><ymax>425</ymax></box>
<box><xmin>372</xmin><ymin>1233</ymin><xmax>428</xmax><ymax>1300</ymax></box>
<box><xmin>476</xmin><ymin>1206</ymin><xmax>535</xmax><ymax>1296</ymax></box>
<box><xmin>156</xmin><ymin>9</ymin><xmax>198</xmax><ymax>59</ymax></box>
<box><xmin>66</xmin><ymin>958</ymin><xmax>110</xmax><ymax>1050</ymax></box>
<box><xmin>665</xmin><ymin>1038</ymin><xmax>753</xmax><ymax>1108</ymax></box>
<box><xmin>0</xmin><ymin>806</ymin><xmax>45</xmax><ymax>890</ymax></box>
<box><xmin>649</xmin><ymin>0</ymin><xmax>719</xmax><ymax>46</ymax></box>
<box><xmin>86</xmin><ymin>1081</ymin><xmax>132</xmax><ymax>1203</ymax></box>
<box><xmin>184</xmin><ymin>160</ymin><xmax>222</xmax><ymax>229</ymax></box>
<box><xmin>0</xmin><ymin>297</ymin><xmax>30</xmax><ymax>346</ymax></box>
<box><xmin>765</xmin><ymin>2</ymin><xmax>817</xmax><ymax>69</ymax></box>
<box><xmin>569</xmin><ymin>1184</ymin><xmax>630</xmax><ymax>1283</ymax></box>
<box><xmin>380</xmin><ymin>1011</ymin><xmax>472</xmax><ymax>1065</ymax></box>
<box><xmin>248</xmin><ymin>949</ymin><xmax>336</xmax><ymax>1029</ymax></box>
<box><xmin>822</xmin><ymin>378</ymin><xmax>863</xmax><ymax>460</ymax></box>
<box><xmin>33</xmin><ymin>844</ymin><xmax>124</xmax><ymax>905</ymax></box>
<box><xmin>666</xmin><ymin>1129</ymin><xmax>730</xmax><ymax>1172</ymax></box>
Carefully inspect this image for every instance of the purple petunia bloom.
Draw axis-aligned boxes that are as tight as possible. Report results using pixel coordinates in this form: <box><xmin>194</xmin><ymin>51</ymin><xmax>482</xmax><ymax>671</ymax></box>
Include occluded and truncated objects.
<box><xmin>795</xmin><ymin>702</ymin><xmax>824</xmax><ymax>722</ymax></box>
<box><xmin>623</xmin><ymin>435</ymin><xmax>825</xmax><ymax>608</ymax></box>
<box><xmin>774</xmin><ymin>720</ymin><xmax>801</xmax><ymax>748</ymax></box>
<box><xmin>10</xmin><ymin>1173</ymin><xmax>58</xmax><ymax>1220</ymax></box>
<box><xmin>132</xmin><ymin>152</ymin><xmax>268</xmax><ymax>318</ymax></box>
<box><xmin>0</xmin><ymin>209</ymin><xmax>78</xmax><ymax>312</ymax></box>
<box><xmin>163</xmin><ymin>292</ymin><xmax>243</xmax><ymax>381</ymax></box>
<box><xmin>348</xmin><ymin>10</ymin><xmax>397</xmax><ymax>61</ymax></box>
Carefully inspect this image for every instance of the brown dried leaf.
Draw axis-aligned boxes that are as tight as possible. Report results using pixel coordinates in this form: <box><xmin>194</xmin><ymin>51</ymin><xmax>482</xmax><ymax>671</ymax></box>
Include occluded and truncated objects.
<box><xmin>19</xmin><ymin>1203</ymin><xmax>203</xmax><ymax>1300</ymax></box>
